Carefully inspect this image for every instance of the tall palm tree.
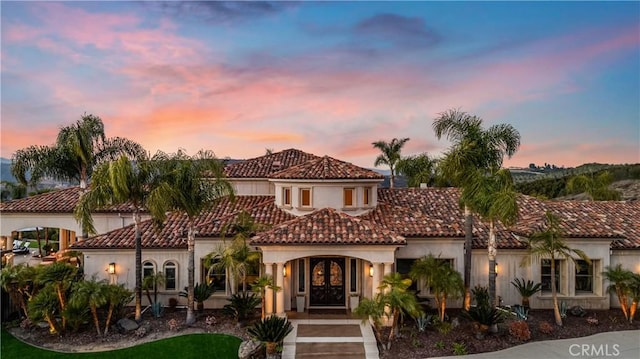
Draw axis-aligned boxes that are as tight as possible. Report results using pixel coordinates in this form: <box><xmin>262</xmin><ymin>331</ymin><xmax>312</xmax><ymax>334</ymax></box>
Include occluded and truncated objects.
<box><xmin>410</xmin><ymin>254</ymin><xmax>464</xmax><ymax>322</ymax></box>
<box><xmin>461</xmin><ymin>168</ymin><xmax>519</xmax><ymax>308</ymax></box>
<box><xmin>75</xmin><ymin>154</ymin><xmax>168</xmax><ymax>322</ymax></box>
<box><xmin>11</xmin><ymin>114</ymin><xmax>144</xmax><ymax>190</ymax></box>
<box><xmin>566</xmin><ymin>171</ymin><xmax>621</xmax><ymax>200</ymax></box>
<box><xmin>396</xmin><ymin>153</ymin><xmax>439</xmax><ymax>187</ymax></box>
<box><xmin>372</xmin><ymin>138</ymin><xmax>410</xmax><ymax>188</ymax></box>
<box><xmin>523</xmin><ymin>211</ymin><xmax>590</xmax><ymax>326</ymax></box>
<box><xmin>154</xmin><ymin>149</ymin><xmax>235</xmax><ymax>325</ymax></box>
<box><xmin>433</xmin><ymin>109</ymin><xmax>520</xmax><ymax>310</ymax></box>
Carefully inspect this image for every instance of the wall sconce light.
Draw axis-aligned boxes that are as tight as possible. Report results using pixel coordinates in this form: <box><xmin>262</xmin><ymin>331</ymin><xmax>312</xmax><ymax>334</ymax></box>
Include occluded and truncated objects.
<box><xmin>283</xmin><ymin>266</ymin><xmax>287</xmax><ymax>277</ymax></box>
<box><xmin>494</xmin><ymin>262</ymin><xmax>499</xmax><ymax>277</ymax></box>
<box><xmin>369</xmin><ymin>265</ymin><xmax>374</xmax><ymax>277</ymax></box>
<box><xmin>108</xmin><ymin>262</ymin><xmax>116</xmax><ymax>275</ymax></box>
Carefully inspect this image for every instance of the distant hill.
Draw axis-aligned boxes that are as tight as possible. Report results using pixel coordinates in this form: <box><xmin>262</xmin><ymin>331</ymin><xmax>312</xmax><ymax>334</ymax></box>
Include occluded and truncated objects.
<box><xmin>515</xmin><ymin>163</ymin><xmax>640</xmax><ymax>200</ymax></box>
<box><xmin>0</xmin><ymin>158</ymin><xmax>16</xmax><ymax>183</ymax></box>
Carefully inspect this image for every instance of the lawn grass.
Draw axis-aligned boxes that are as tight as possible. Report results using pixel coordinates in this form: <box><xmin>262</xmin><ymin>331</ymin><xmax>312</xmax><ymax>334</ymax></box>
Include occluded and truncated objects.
<box><xmin>1</xmin><ymin>329</ymin><xmax>242</xmax><ymax>359</ymax></box>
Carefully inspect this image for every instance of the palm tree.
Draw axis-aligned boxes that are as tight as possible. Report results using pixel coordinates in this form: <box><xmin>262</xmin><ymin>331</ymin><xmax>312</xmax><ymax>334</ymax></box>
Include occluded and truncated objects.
<box><xmin>142</xmin><ymin>271</ymin><xmax>166</xmax><ymax>306</ymax></box>
<box><xmin>28</xmin><ymin>285</ymin><xmax>61</xmax><ymax>334</ymax></box>
<box><xmin>378</xmin><ymin>272</ymin><xmax>421</xmax><ymax>345</ymax></box>
<box><xmin>461</xmin><ymin>168</ymin><xmax>519</xmax><ymax>307</ymax></box>
<box><xmin>372</xmin><ymin>138</ymin><xmax>410</xmax><ymax>188</ymax></box>
<box><xmin>396</xmin><ymin>153</ymin><xmax>439</xmax><ymax>187</ymax></box>
<box><xmin>104</xmin><ymin>284</ymin><xmax>133</xmax><ymax>335</ymax></box>
<box><xmin>566</xmin><ymin>171</ymin><xmax>621</xmax><ymax>200</ymax></box>
<box><xmin>0</xmin><ymin>264</ymin><xmax>38</xmax><ymax>318</ymax></box>
<box><xmin>36</xmin><ymin>262</ymin><xmax>78</xmax><ymax>330</ymax></box>
<box><xmin>71</xmin><ymin>277</ymin><xmax>108</xmax><ymax>336</ymax></box>
<box><xmin>410</xmin><ymin>254</ymin><xmax>464</xmax><ymax>322</ymax></box>
<box><xmin>11</xmin><ymin>114</ymin><xmax>144</xmax><ymax>190</ymax></box>
<box><xmin>219</xmin><ymin>210</ymin><xmax>264</xmax><ymax>293</ymax></box>
<box><xmin>523</xmin><ymin>211</ymin><xmax>590</xmax><ymax>326</ymax></box>
<box><xmin>628</xmin><ymin>273</ymin><xmax>640</xmax><ymax>323</ymax></box>
<box><xmin>154</xmin><ymin>149</ymin><xmax>235</xmax><ymax>325</ymax></box>
<box><xmin>433</xmin><ymin>109</ymin><xmax>521</xmax><ymax>310</ymax></box>
<box><xmin>252</xmin><ymin>275</ymin><xmax>280</xmax><ymax>320</ymax></box>
<box><xmin>75</xmin><ymin>154</ymin><xmax>168</xmax><ymax>322</ymax></box>
<box><xmin>602</xmin><ymin>264</ymin><xmax>633</xmax><ymax>321</ymax></box>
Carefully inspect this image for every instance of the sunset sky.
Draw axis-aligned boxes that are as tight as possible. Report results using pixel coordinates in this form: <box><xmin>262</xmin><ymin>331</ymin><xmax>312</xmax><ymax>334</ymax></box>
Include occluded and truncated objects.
<box><xmin>1</xmin><ymin>1</ymin><xmax>639</xmax><ymax>169</ymax></box>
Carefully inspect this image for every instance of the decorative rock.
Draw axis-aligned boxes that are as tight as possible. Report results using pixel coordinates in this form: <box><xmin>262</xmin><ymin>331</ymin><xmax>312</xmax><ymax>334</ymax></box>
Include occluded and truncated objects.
<box><xmin>570</xmin><ymin>306</ymin><xmax>587</xmax><ymax>317</ymax></box>
<box><xmin>116</xmin><ymin>318</ymin><xmax>139</xmax><ymax>333</ymax></box>
<box><xmin>451</xmin><ymin>317</ymin><xmax>460</xmax><ymax>328</ymax></box>
<box><xmin>36</xmin><ymin>321</ymin><xmax>49</xmax><ymax>329</ymax></box>
<box><xmin>238</xmin><ymin>339</ymin><xmax>264</xmax><ymax>359</ymax></box>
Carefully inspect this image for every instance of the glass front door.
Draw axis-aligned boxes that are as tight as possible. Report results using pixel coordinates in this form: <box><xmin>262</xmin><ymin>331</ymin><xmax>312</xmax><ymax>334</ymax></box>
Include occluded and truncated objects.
<box><xmin>310</xmin><ymin>257</ymin><xmax>345</xmax><ymax>306</ymax></box>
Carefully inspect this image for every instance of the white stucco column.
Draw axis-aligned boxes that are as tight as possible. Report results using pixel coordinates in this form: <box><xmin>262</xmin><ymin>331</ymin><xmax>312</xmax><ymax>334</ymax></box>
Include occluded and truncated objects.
<box><xmin>371</xmin><ymin>262</ymin><xmax>382</xmax><ymax>296</ymax></box>
<box><xmin>383</xmin><ymin>262</ymin><xmax>392</xmax><ymax>276</ymax></box>
<box><xmin>276</xmin><ymin>262</ymin><xmax>285</xmax><ymax>316</ymax></box>
<box><xmin>264</xmin><ymin>263</ymin><xmax>274</xmax><ymax>316</ymax></box>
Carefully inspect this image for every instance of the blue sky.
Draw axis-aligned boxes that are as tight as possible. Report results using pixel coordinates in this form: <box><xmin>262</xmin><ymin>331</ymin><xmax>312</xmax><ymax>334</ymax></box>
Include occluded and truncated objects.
<box><xmin>1</xmin><ymin>1</ymin><xmax>639</xmax><ymax>168</ymax></box>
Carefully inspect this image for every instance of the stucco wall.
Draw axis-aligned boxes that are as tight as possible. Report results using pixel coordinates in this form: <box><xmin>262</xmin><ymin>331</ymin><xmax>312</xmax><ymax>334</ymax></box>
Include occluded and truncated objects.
<box><xmin>609</xmin><ymin>250</ymin><xmax>640</xmax><ymax>308</ymax></box>
<box><xmin>0</xmin><ymin>212</ymin><xmax>145</xmax><ymax>238</ymax></box>
<box><xmin>230</xmin><ymin>179</ymin><xmax>273</xmax><ymax>196</ymax></box>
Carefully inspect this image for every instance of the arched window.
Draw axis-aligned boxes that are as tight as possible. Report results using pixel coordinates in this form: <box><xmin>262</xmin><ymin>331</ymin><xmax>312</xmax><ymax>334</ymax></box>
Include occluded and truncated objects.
<box><xmin>143</xmin><ymin>261</ymin><xmax>156</xmax><ymax>281</ymax></box>
<box><xmin>164</xmin><ymin>261</ymin><xmax>177</xmax><ymax>291</ymax></box>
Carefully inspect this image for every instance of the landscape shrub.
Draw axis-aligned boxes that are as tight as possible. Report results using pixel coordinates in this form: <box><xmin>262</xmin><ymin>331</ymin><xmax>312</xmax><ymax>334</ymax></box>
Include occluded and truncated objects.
<box><xmin>509</xmin><ymin>320</ymin><xmax>531</xmax><ymax>341</ymax></box>
<box><xmin>538</xmin><ymin>320</ymin><xmax>554</xmax><ymax>334</ymax></box>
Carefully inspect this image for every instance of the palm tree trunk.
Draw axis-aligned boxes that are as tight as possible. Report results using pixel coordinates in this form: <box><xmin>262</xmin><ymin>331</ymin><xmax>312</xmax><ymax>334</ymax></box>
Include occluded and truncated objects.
<box><xmin>616</xmin><ymin>288</ymin><xmax>629</xmax><ymax>320</ymax></box>
<box><xmin>36</xmin><ymin>228</ymin><xmax>42</xmax><ymax>257</ymax></box>
<box><xmin>44</xmin><ymin>314</ymin><xmax>59</xmax><ymax>334</ymax></box>
<box><xmin>629</xmin><ymin>300</ymin><xmax>637</xmax><ymax>323</ymax></box>
<box><xmin>134</xmin><ymin>212</ymin><xmax>142</xmax><ymax>321</ymax></box>
<box><xmin>387</xmin><ymin>310</ymin><xmax>399</xmax><ymax>345</ymax></box>
<box><xmin>551</xmin><ymin>258</ymin><xmax>562</xmax><ymax>326</ymax></box>
<box><xmin>56</xmin><ymin>284</ymin><xmax>67</xmax><ymax>329</ymax></box>
<box><xmin>91</xmin><ymin>305</ymin><xmax>102</xmax><ymax>336</ymax></box>
<box><xmin>463</xmin><ymin>206</ymin><xmax>473</xmax><ymax>311</ymax></box>
<box><xmin>104</xmin><ymin>304</ymin><xmax>114</xmax><ymax>335</ymax></box>
<box><xmin>439</xmin><ymin>295</ymin><xmax>447</xmax><ymax>322</ymax></box>
<box><xmin>186</xmin><ymin>225</ymin><xmax>196</xmax><ymax>325</ymax></box>
<box><xmin>488</xmin><ymin>220</ymin><xmax>497</xmax><ymax>308</ymax></box>
<box><xmin>390</xmin><ymin>168</ymin><xmax>395</xmax><ymax>189</ymax></box>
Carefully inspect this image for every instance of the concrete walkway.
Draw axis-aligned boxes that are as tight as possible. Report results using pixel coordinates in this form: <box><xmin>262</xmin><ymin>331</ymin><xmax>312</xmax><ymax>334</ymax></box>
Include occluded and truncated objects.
<box><xmin>433</xmin><ymin>330</ymin><xmax>640</xmax><ymax>359</ymax></box>
<box><xmin>283</xmin><ymin>318</ymin><xmax>379</xmax><ymax>359</ymax></box>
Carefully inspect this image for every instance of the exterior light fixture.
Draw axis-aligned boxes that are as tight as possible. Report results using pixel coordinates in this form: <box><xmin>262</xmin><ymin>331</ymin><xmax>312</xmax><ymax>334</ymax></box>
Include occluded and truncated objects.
<box><xmin>369</xmin><ymin>265</ymin><xmax>374</xmax><ymax>277</ymax></box>
<box><xmin>283</xmin><ymin>266</ymin><xmax>287</xmax><ymax>277</ymax></box>
<box><xmin>494</xmin><ymin>262</ymin><xmax>498</xmax><ymax>277</ymax></box>
<box><xmin>108</xmin><ymin>262</ymin><xmax>116</xmax><ymax>274</ymax></box>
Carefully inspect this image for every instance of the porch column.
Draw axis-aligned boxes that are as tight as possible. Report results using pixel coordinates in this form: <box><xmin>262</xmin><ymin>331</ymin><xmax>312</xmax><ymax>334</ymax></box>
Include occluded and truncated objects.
<box><xmin>371</xmin><ymin>262</ymin><xmax>382</xmax><ymax>296</ymax></box>
<box><xmin>276</xmin><ymin>262</ymin><xmax>285</xmax><ymax>317</ymax></box>
<box><xmin>264</xmin><ymin>263</ymin><xmax>274</xmax><ymax>316</ymax></box>
<box><xmin>383</xmin><ymin>262</ymin><xmax>392</xmax><ymax>278</ymax></box>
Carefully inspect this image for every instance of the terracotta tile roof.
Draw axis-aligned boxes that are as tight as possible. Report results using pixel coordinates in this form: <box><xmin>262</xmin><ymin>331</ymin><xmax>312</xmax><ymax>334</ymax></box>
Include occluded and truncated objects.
<box><xmin>224</xmin><ymin>149</ymin><xmax>321</xmax><ymax>178</ymax></box>
<box><xmin>71</xmin><ymin>196</ymin><xmax>275</xmax><ymax>249</ymax></box>
<box><xmin>512</xmin><ymin>200</ymin><xmax>640</xmax><ymax>249</ymax></box>
<box><xmin>196</xmin><ymin>199</ymin><xmax>296</xmax><ymax>237</ymax></box>
<box><xmin>0</xmin><ymin>187</ymin><xmax>139</xmax><ymax>213</ymax></box>
<box><xmin>269</xmin><ymin>155</ymin><xmax>384</xmax><ymax>180</ymax></box>
<box><xmin>250</xmin><ymin>207</ymin><xmax>405</xmax><ymax>246</ymax></box>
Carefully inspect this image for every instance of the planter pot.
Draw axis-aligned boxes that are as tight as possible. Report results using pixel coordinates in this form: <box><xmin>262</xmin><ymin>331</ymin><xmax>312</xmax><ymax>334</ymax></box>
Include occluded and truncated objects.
<box><xmin>296</xmin><ymin>296</ymin><xmax>305</xmax><ymax>313</ymax></box>
<box><xmin>349</xmin><ymin>296</ymin><xmax>360</xmax><ymax>312</ymax></box>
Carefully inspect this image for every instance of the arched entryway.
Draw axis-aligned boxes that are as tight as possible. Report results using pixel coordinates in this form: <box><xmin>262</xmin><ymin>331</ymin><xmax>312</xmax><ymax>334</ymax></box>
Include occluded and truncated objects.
<box><xmin>309</xmin><ymin>257</ymin><xmax>345</xmax><ymax>306</ymax></box>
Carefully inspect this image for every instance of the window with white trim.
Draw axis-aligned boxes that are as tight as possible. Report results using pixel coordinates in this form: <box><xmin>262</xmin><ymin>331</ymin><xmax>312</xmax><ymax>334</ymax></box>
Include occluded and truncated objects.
<box><xmin>541</xmin><ymin>259</ymin><xmax>562</xmax><ymax>292</ymax></box>
<box><xmin>202</xmin><ymin>259</ymin><xmax>226</xmax><ymax>293</ymax></box>
<box><xmin>575</xmin><ymin>260</ymin><xmax>595</xmax><ymax>294</ymax></box>
<box><xmin>300</xmin><ymin>188</ymin><xmax>312</xmax><ymax>207</ymax></box>
<box><xmin>363</xmin><ymin>187</ymin><xmax>371</xmax><ymax>206</ymax></box>
<box><xmin>164</xmin><ymin>261</ymin><xmax>177</xmax><ymax>291</ymax></box>
<box><xmin>344</xmin><ymin>188</ymin><xmax>355</xmax><ymax>207</ymax></box>
<box><xmin>143</xmin><ymin>261</ymin><xmax>155</xmax><ymax>281</ymax></box>
<box><xmin>283</xmin><ymin>187</ymin><xmax>291</xmax><ymax>207</ymax></box>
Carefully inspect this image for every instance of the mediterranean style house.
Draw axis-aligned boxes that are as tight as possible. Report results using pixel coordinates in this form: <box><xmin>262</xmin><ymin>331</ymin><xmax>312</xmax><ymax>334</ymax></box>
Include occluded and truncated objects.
<box><xmin>1</xmin><ymin>149</ymin><xmax>638</xmax><ymax>316</ymax></box>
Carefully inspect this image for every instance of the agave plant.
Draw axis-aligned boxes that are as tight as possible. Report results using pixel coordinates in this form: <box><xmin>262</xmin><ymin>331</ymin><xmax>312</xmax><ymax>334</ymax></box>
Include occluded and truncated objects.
<box><xmin>180</xmin><ymin>282</ymin><xmax>215</xmax><ymax>312</ymax></box>
<box><xmin>247</xmin><ymin>315</ymin><xmax>293</xmax><ymax>358</ymax></box>
<box><xmin>223</xmin><ymin>292</ymin><xmax>261</xmax><ymax>324</ymax></box>
<box><xmin>511</xmin><ymin>278</ymin><xmax>542</xmax><ymax>308</ymax></box>
<box><xmin>463</xmin><ymin>305</ymin><xmax>504</xmax><ymax>339</ymax></box>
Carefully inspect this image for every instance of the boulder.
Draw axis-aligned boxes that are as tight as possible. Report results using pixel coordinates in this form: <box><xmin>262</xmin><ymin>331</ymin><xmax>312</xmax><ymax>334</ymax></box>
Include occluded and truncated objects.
<box><xmin>238</xmin><ymin>339</ymin><xmax>264</xmax><ymax>359</ymax></box>
<box><xmin>116</xmin><ymin>318</ymin><xmax>139</xmax><ymax>333</ymax></box>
